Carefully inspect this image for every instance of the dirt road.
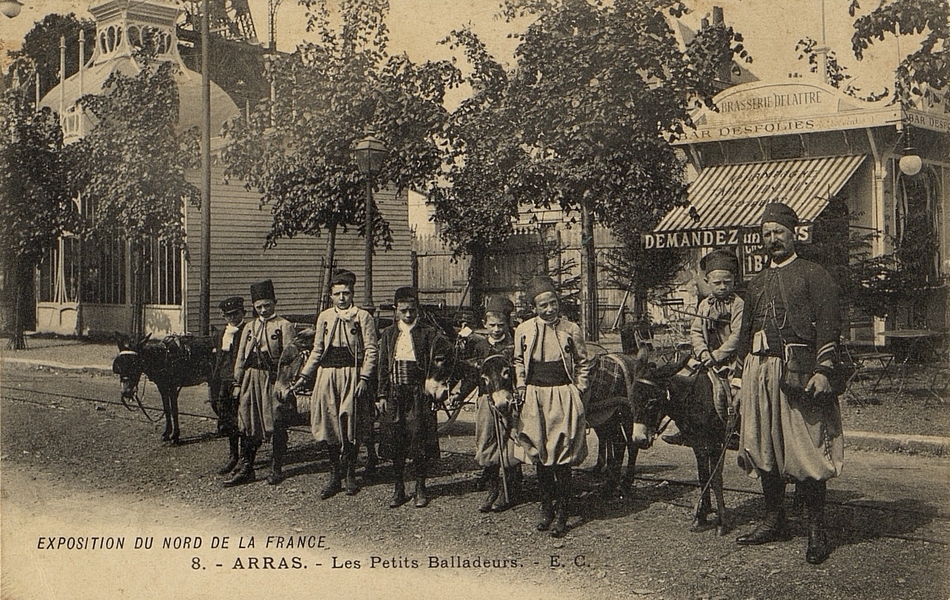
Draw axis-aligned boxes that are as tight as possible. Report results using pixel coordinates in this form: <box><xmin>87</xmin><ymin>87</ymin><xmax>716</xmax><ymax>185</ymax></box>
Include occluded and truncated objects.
<box><xmin>2</xmin><ymin>362</ymin><xmax>949</xmax><ymax>599</ymax></box>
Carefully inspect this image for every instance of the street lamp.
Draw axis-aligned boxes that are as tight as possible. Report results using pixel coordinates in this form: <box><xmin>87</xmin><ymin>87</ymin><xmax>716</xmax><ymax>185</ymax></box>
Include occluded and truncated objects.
<box><xmin>1</xmin><ymin>0</ymin><xmax>23</xmax><ymax>18</ymax></box>
<box><xmin>353</xmin><ymin>132</ymin><xmax>387</xmax><ymax>312</ymax></box>
<box><xmin>898</xmin><ymin>138</ymin><xmax>922</xmax><ymax>177</ymax></box>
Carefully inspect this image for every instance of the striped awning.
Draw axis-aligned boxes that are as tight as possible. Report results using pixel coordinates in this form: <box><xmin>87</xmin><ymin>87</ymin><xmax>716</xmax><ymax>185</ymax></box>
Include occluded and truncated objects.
<box><xmin>655</xmin><ymin>155</ymin><xmax>866</xmax><ymax>232</ymax></box>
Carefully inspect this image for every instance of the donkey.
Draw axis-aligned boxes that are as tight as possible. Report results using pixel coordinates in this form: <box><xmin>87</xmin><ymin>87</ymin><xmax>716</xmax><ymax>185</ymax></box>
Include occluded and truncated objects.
<box><xmin>637</xmin><ymin>357</ymin><xmax>735</xmax><ymax>536</ymax></box>
<box><xmin>586</xmin><ymin>351</ymin><xmax>668</xmax><ymax>499</ymax></box>
<box><xmin>112</xmin><ymin>332</ymin><xmax>215</xmax><ymax>444</ymax></box>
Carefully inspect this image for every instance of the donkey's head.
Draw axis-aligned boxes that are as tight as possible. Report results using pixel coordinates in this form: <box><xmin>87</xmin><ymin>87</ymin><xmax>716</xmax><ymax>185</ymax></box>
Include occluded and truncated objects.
<box><xmin>628</xmin><ymin>351</ymin><xmax>673</xmax><ymax>449</ymax></box>
<box><xmin>478</xmin><ymin>353</ymin><xmax>514</xmax><ymax>412</ymax></box>
<box><xmin>112</xmin><ymin>332</ymin><xmax>151</xmax><ymax>402</ymax></box>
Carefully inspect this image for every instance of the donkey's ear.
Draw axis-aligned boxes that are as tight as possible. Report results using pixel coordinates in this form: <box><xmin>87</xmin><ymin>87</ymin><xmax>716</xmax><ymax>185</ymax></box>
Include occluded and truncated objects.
<box><xmin>115</xmin><ymin>331</ymin><xmax>129</xmax><ymax>350</ymax></box>
<box><xmin>134</xmin><ymin>332</ymin><xmax>152</xmax><ymax>349</ymax></box>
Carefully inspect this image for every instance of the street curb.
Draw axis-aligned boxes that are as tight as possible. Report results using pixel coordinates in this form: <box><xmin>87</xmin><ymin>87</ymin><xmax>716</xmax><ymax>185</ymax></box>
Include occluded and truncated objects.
<box><xmin>4</xmin><ymin>356</ymin><xmax>950</xmax><ymax>456</ymax></box>
<box><xmin>1</xmin><ymin>357</ymin><xmax>113</xmax><ymax>374</ymax></box>
<box><xmin>844</xmin><ymin>430</ymin><xmax>950</xmax><ymax>457</ymax></box>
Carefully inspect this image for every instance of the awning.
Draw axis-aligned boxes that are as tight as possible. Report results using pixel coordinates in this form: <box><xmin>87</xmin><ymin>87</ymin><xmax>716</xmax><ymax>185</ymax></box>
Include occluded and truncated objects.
<box><xmin>655</xmin><ymin>155</ymin><xmax>867</xmax><ymax>234</ymax></box>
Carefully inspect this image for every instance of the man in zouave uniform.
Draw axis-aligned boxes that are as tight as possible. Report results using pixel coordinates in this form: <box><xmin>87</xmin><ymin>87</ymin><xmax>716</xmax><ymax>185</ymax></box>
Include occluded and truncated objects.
<box><xmin>376</xmin><ymin>286</ymin><xmax>450</xmax><ymax>508</ymax></box>
<box><xmin>733</xmin><ymin>202</ymin><xmax>843</xmax><ymax>565</ymax></box>
<box><xmin>294</xmin><ymin>269</ymin><xmax>378</xmax><ymax>499</ymax></box>
<box><xmin>514</xmin><ymin>276</ymin><xmax>589</xmax><ymax>538</ymax></box>
<box><xmin>663</xmin><ymin>249</ymin><xmax>744</xmax><ymax>448</ymax></box>
<box><xmin>471</xmin><ymin>296</ymin><xmax>525</xmax><ymax>513</ymax></box>
<box><xmin>209</xmin><ymin>296</ymin><xmax>248</xmax><ymax>475</ymax></box>
<box><xmin>225</xmin><ymin>279</ymin><xmax>297</xmax><ymax>487</ymax></box>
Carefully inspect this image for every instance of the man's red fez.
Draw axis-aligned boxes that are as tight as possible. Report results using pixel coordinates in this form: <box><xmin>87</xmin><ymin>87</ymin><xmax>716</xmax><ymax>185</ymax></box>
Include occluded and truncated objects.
<box><xmin>761</xmin><ymin>202</ymin><xmax>799</xmax><ymax>232</ymax></box>
<box><xmin>485</xmin><ymin>295</ymin><xmax>515</xmax><ymax>316</ymax></box>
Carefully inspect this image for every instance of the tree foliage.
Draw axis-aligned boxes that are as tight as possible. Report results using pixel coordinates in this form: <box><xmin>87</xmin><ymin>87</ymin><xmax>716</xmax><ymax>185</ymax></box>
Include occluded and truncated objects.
<box><xmin>0</xmin><ymin>90</ymin><xmax>75</xmax><ymax>345</ymax></box>
<box><xmin>431</xmin><ymin>0</ymin><xmax>747</xmax><ymax>330</ymax></box>
<box><xmin>850</xmin><ymin>0</ymin><xmax>949</xmax><ymax>109</ymax></box>
<box><xmin>223</xmin><ymin>0</ymin><xmax>460</xmax><ymax>251</ymax></box>
<box><xmin>70</xmin><ymin>61</ymin><xmax>200</xmax><ymax>248</ymax></box>
<box><xmin>5</xmin><ymin>13</ymin><xmax>97</xmax><ymax>102</ymax></box>
<box><xmin>795</xmin><ymin>36</ymin><xmax>888</xmax><ymax>101</ymax></box>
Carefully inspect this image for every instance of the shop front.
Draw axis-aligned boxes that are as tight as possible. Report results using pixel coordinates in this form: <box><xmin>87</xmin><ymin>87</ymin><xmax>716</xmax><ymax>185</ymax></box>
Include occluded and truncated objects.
<box><xmin>650</xmin><ymin>79</ymin><xmax>949</xmax><ymax>341</ymax></box>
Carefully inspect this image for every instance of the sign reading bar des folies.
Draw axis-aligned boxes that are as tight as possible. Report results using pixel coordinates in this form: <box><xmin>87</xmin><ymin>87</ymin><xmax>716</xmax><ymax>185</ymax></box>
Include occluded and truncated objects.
<box><xmin>673</xmin><ymin>81</ymin><xmax>900</xmax><ymax>144</ymax></box>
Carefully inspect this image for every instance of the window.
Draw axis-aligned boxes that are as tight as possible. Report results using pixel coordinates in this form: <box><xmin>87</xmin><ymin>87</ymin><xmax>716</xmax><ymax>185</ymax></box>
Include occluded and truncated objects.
<box><xmin>141</xmin><ymin>239</ymin><xmax>182</xmax><ymax>305</ymax></box>
<box><xmin>82</xmin><ymin>236</ymin><xmax>127</xmax><ymax>304</ymax></box>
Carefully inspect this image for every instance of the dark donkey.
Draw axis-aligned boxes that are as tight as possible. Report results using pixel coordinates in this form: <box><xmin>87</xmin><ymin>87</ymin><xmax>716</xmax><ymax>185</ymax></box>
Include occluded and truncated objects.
<box><xmin>586</xmin><ymin>351</ymin><xmax>668</xmax><ymax>499</ymax></box>
<box><xmin>113</xmin><ymin>333</ymin><xmax>215</xmax><ymax>444</ymax></box>
<box><xmin>637</xmin><ymin>357</ymin><xmax>736</xmax><ymax>536</ymax></box>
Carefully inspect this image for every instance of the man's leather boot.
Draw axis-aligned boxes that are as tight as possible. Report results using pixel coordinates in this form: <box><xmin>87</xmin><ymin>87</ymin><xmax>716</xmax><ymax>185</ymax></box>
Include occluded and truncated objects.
<box><xmin>224</xmin><ymin>440</ymin><xmax>257</xmax><ymax>487</ymax></box>
<box><xmin>390</xmin><ymin>460</ymin><xmax>408</xmax><ymax>508</ymax></box>
<box><xmin>414</xmin><ymin>462</ymin><xmax>429</xmax><ymax>508</ymax></box>
<box><xmin>737</xmin><ymin>470</ymin><xmax>789</xmax><ymax>545</ymax></box>
<box><xmin>343</xmin><ymin>447</ymin><xmax>360</xmax><ymax>496</ymax></box>
<box><xmin>550</xmin><ymin>465</ymin><xmax>571</xmax><ymax>538</ymax></box>
<box><xmin>803</xmin><ymin>479</ymin><xmax>831</xmax><ymax>564</ymax></box>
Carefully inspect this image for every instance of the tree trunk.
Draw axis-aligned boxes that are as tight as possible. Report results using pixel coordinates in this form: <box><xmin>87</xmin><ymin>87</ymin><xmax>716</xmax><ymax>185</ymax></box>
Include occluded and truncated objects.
<box><xmin>320</xmin><ymin>222</ymin><xmax>338</xmax><ymax>312</ymax></box>
<box><xmin>130</xmin><ymin>240</ymin><xmax>145</xmax><ymax>340</ymax></box>
<box><xmin>580</xmin><ymin>200</ymin><xmax>599</xmax><ymax>342</ymax></box>
<box><xmin>469</xmin><ymin>244</ymin><xmax>485</xmax><ymax>315</ymax></box>
<box><xmin>6</xmin><ymin>261</ymin><xmax>32</xmax><ymax>350</ymax></box>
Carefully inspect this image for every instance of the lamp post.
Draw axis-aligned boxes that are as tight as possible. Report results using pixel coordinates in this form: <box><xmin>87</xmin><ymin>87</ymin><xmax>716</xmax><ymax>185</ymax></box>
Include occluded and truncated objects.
<box><xmin>353</xmin><ymin>132</ymin><xmax>387</xmax><ymax>312</ymax></box>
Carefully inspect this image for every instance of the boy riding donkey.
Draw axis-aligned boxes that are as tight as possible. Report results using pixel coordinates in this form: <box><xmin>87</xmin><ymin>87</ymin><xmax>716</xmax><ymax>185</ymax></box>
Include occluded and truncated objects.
<box><xmin>294</xmin><ymin>269</ymin><xmax>378</xmax><ymax>499</ymax></box>
<box><xmin>663</xmin><ymin>249</ymin><xmax>744</xmax><ymax>449</ymax></box>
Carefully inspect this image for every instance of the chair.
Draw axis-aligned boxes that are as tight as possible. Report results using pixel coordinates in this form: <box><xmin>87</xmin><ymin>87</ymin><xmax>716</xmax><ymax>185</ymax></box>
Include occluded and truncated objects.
<box><xmin>841</xmin><ymin>341</ymin><xmax>894</xmax><ymax>405</ymax></box>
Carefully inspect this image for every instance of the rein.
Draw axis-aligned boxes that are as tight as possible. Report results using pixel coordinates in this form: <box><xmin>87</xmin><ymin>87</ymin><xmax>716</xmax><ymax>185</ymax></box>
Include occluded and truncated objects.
<box><xmin>116</xmin><ymin>348</ymin><xmax>160</xmax><ymax>424</ymax></box>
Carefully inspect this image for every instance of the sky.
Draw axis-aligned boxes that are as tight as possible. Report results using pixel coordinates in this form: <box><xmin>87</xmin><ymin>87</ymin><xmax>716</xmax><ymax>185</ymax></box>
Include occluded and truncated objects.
<box><xmin>2</xmin><ymin>0</ymin><xmax>908</xmax><ymax>97</ymax></box>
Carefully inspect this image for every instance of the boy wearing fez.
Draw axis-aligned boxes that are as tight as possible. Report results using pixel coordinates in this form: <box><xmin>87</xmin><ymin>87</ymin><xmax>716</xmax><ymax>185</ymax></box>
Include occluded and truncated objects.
<box><xmin>514</xmin><ymin>276</ymin><xmax>589</xmax><ymax>537</ymax></box>
<box><xmin>210</xmin><ymin>296</ymin><xmax>248</xmax><ymax>475</ymax></box>
<box><xmin>294</xmin><ymin>269</ymin><xmax>378</xmax><ymax>499</ymax></box>
<box><xmin>226</xmin><ymin>279</ymin><xmax>297</xmax><ymax>487</ymax></box>
<box><xmin>472</xmin><ymin>296</ymin><xmax>525</xmax><ymax>512</ymax></box>
<box><xmin>376</xmin><ymin>286</ymin><xmax>450</xmax><ymax>508</ymax></box>
<box><xmin>663</xmin><ymin>249</ymin><xmax>744</xmax><ymax>447</ymax></box>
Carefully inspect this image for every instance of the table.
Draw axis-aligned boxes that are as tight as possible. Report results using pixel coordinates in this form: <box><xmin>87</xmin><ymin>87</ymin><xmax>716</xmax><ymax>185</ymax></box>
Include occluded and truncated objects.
<box><xmin>880</xmin><ymin>329</ymin><xmax>947</xmax><ymax>401</ymax></box>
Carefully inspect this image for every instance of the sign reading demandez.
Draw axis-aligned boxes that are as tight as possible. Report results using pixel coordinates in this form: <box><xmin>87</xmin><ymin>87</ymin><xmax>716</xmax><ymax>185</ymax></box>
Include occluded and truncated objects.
<box><xmin>641</xmin><ymin>226</ymin><xmax>812</xmax><ymax>250</ymax></box>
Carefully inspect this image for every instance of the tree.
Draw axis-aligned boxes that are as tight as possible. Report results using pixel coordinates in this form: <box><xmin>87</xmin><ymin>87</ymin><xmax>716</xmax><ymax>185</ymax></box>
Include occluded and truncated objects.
<box><xmin>5</xmin><ymin>13</ymin><xmax>97</xmax><ymax>102</ymax></box>
<box><xmin>69</xmin><ymin>61</ymin><xmax>200</xmax><ymax>336</ymax></box>
<box><xmin>223</xmin><ymin>0</ymin><xmax>460</xmax><ymax>309</ymax></box>
<box><xmin>850</xmin><ymin>0</ymin><xmax>949</xmax><ymax>109</ymax></box>
<box><xmin>794</xmin><ymin>37</ymin><xmax>888</xmax><ymax>101</ymax></box>
<box><xmin>0</xmin><ymin>91</ymin><xmax>75</xmax><ymax>348</ymax></box>
<box><xmin>444</xmin><ymin>0</ymin><xmax>746</xmax><ymax>339</ymax></box>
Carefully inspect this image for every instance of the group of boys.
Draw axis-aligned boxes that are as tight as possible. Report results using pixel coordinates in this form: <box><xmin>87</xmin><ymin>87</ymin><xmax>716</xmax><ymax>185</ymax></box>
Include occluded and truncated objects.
<box><xmin>207</xmin><ymin>202</ymin><xmax>844</xmax><ymax>560</ymax></box>
<box><xmin>207</xmin><ymin>270</ymin><xmax>592</xmax><ymax>537</ymax></box>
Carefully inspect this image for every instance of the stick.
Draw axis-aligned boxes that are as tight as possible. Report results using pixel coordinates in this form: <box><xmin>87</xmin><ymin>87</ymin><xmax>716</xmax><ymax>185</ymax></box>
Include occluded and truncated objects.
<box><xmin>490</xmin><ymin>402</ymin><xmax>510</xmax><ymax>506</ymax></box>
